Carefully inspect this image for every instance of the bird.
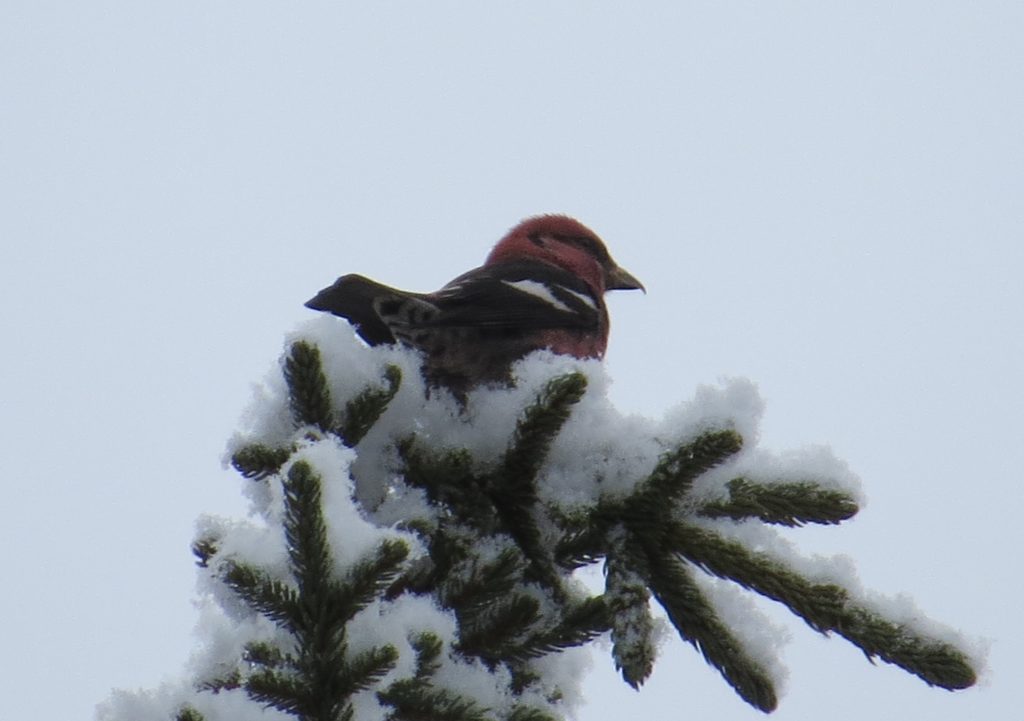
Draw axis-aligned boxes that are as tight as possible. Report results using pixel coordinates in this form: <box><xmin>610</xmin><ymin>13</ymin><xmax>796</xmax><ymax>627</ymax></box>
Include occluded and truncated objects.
<box><xmin>305</xmin><ymin>215</ymin><xmax>644</xmax><ymax>396</ymax></box>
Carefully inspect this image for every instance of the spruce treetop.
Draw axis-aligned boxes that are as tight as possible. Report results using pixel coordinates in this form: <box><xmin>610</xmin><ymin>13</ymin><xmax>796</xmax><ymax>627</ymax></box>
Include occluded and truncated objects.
<box><xmin>102</xmin><ymin>323</ymin><xmax>981</xmax><ymax>721</ymax></box>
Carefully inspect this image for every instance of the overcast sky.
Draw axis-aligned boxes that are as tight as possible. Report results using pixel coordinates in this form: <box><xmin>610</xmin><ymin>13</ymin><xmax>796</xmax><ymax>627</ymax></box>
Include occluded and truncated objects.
<box><xmin>2</xmin><ymin>3</ymin><xmax>1021</xmax><ymax>720</ymax></box>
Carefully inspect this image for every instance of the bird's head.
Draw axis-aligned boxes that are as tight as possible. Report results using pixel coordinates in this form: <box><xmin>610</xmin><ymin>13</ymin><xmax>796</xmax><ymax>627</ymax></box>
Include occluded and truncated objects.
<box><xmin>485</xmin><ymin>215</ymin><xmax>644</xmax><ymax>296</ymax></box>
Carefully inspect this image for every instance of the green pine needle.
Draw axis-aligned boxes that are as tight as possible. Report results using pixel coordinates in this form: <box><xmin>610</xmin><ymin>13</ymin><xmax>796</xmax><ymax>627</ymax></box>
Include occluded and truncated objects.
<box><xmin>339</xmin><ymin>645</ymin><xmax>400</xmax><ymax>696</ymax></box>
<box><xmin>513</xmin><ymin>596</ymin><xmax>611</xmax><ymax>661</ymax></box>
<box><xmin>507</xmin><ymin>706</ymin><xmax>559</xmax><ymax>721</ymax></box>
<box><xmin>377</xmin><ymin>633</ymin><xmax>489</xmax><ymax>721</ymax></box>
<box><xmin>198</xmin><ymin>348</ymin><xmax>980</xmax><ymax>718</ymax></box>
<box><xmin>175</xmin><ymin>706</ymin><xmax>205</xmax><ymax>721</ymax></box>
<box><xmin>669</xmin><ymin>522</ymin><xmax>978</xmax><ymax>688</ymax></box>
<box><xmin>499</xmin><ymin>372</ymin><xmax>587</xmax><ymax>488</ymax></box>
<box><xmin>378</xmin><ymin>680</ymin><xmax>489</xmax><ymax>721</ymax></box>
<box><xmin>231</xmin><ymin>444</ymin><xmax>292</xmax><ymax>480</ymax></box>
<box><xmin>244</xmin><ymin>641</ymin><xmax>290</xmax><ymax>669</ymax></box>
<box><xmin>457</xmin><ymin>594</ymin><xmax>541</xmax><ymax>661</ymax></box>
<box><xmin>554</xmin><ymin>535</ymin><xmax>606</xmax><ymax>570</ymax></box>
<box><xmin>442</xmin><ymin>547</ymin><xmax>524</xmax><ymax>613</ymax></box>
<box><xmin>282</xmin><ymin>460</ymin><xmax>333</xmax><ymax>599</ymax></box>
<box><xmin>553</xmin><ymin>512</ymin><xmax>611</xmax><ymax>569</ymax></box>
<box><xmin>670</xmin><ymin>522</ymin><xmax>848</xmax><ymax>632</ymax></box>
<box><xmin>486</xmin><ymin>373</ymin><xmax>587</xmax><ymax>590</ymax></box>
<box><xmin>197</xmin><ymin>670</ymin><xmax>241</xmax><ymax>693</ymax></box>
<box><xmin>838</xmin><ymin>606</ymin><xmax>977</xmax><ymax>690</ymax></box>
<box><xmin>339</xmin><ymin>364</ymin><xmax>402</xmax><ymax>446</ymax></box>
<box><xmin>335</xmin><ymin>539</ymin><xmax>411</xmax><ymax>621</ymax></box>
<box><xmin>638</xmin><ymin>429</ymin><xmax>744</xmax><ymax>506</ymax></box>
<box><xmin>244</xmin><ymin>670</ymin><xmax>308</xmax><ymax>716</ymax></box>
<box><xmin>284</xmin><ymin>341</ymin><xmax>335</xmax><ymax>431</ymax></box>
<box><xmin>647</xmin><ymin>552</ymin><xmax>778</xmax><ymax>713</ymax></box>
<box><xmin>410</xmin><ymin>632</ymin><xmax>444</xmax><ymax>679</ymax></box>
<box><xmin>698</xmin><ymin>478</ymin><xmax>859</xmax><ymax>526</ymax></box>
<box><xmin>191</xmin><ymin>536</ymin><xmax>219</xmax><ymax>568</ymax></box>
<box><xmin>606</xmin><ymin>550</ymin><xmax>656</xmax><ymax>688</ymax></box>
<box><xmin>398</xmin><ymin>441</ymin><xmax>493</xmax><ymax>526</ymax></box>
<box><xmin>222</xmin><ymin>561</ymin><xmax>301</xmax><ymax>632</ymax></box>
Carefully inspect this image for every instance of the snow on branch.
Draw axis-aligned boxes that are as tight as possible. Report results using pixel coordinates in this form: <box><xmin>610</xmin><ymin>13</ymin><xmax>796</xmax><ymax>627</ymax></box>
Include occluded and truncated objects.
<box><xmin>101</xmin><ymin>322</ymin><xmax>981</xmax><ymax>721</ymax></box>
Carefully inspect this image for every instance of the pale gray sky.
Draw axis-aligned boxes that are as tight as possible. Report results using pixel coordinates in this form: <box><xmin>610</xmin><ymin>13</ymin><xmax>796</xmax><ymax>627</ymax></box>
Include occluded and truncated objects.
<box><xmin>2</xmin><ymin>3</ymin><xmax>1021</xmax><ymax>720</ymax></box>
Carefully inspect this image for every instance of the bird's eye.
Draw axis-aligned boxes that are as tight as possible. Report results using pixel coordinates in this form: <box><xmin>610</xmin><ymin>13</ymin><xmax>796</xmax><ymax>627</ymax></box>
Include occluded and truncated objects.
<box><xmin>529</xmin><ymin>233</ymin><xmax>546</xmax><ymax>247</ymax></box>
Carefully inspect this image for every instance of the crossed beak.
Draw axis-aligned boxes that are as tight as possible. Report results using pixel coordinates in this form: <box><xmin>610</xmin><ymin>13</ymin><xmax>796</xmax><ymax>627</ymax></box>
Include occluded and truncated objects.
<box><xmin>606</xmin><ymin>265</ymin><xmax>646</xmax><ymax>293</ymax></box>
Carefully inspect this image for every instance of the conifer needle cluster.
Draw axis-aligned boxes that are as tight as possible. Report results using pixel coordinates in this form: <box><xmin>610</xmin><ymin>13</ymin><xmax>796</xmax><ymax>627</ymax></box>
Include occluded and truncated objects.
<box><xmin>174</xmin><ymin>340</ymin><xmax>976</xmax><ymax>721</ymax></box>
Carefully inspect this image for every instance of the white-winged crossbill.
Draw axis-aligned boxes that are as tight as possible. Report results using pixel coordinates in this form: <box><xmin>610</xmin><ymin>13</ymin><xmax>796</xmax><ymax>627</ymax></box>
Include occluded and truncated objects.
<box><xmin>305</xmin><ymin>215</ymin><xmax>643</xmax><ymax>395</ymax></box>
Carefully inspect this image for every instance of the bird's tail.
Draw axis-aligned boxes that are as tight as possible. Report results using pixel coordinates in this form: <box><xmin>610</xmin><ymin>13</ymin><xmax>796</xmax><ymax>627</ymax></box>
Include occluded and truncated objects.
<box><xmin>305</xmin><ymin>274</ymin><xmax>403</xmax><ymax>346</ymax></box>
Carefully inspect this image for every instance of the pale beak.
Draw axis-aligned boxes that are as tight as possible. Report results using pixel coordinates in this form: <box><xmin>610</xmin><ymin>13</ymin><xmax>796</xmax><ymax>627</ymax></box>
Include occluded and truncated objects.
<box><xmin>606</xmin><ymin>265</ymin><xmax>645</xmax><ymax>293</ymax></box>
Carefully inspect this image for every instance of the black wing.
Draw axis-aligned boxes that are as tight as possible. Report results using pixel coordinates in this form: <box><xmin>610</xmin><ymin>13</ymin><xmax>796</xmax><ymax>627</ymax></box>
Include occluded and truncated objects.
<box><xmin>426</xmin><ymin>260</ymin><xmax>601</xmax><ymax>331</ymax></box>
<box><xmin>305</xmin><ymin>260</ymin><xmax>601</xmax><ymax>346</ymax></box>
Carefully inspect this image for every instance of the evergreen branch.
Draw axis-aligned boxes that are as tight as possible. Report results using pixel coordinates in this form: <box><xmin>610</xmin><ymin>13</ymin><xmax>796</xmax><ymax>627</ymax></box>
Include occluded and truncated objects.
<box><xmin>222</xmin><ymin>561</ymin><xmax>301</xmax><ymax>631</ymax></box>
<box><xmin>232</xmin><ymin>444</ymin><xmax>292</xmax><ymax>480</ymax></box>
<box><xmin>398</xmin><ymin>441</ymin><xmax>493</xmax><ymax>527</ymax></box>
<box><xmin>636</xmin><ymin>429</ymin><xmax>743</xmax><ymax>506</ymax></box>
<box><xmin>456</xmin><ymin>594</ymin><xmax>541</xmax><ymax>661</ymax></box>
<box><xmin>282</xmin><ymin>460</ymin><xmax>387</xmax><ymax>721</ymax></box>
<box><xmin>292</xmin><ymin>642</ymin><xmax>352</xmax><ymax>720</ymax></box>
<box><xmin>175</xmin><ymin>706</ymin><xmax>205</xmax><ymax>721</ymax></box>
<box><xmin>441</xmin><ymin>547</ymin><xmax>524</xmax><ymax>613</ymax></box>
<box><xmin>339</xmin><ymin>364</ymin><xmax>402</xmax><ymax>446</ymax></box>
<box><xmin>553</xmin><ymin>532</ymin><xmax>605</xmax><ymax>570</ymax></box>
<box><xmin>553</xmin><ymin>512</ymin><xmax>611</xmax><ymax>570</ymax></box>
<box><xmin>698</xmin><ymin>478</ymin><xmax>859</xmax><ymax>526</ymax></box>
<box><xmin>243</xmin><ymin>669</ymin><xmax>308</xmax><ymax>716</ymax></box>
<box><xmin>498</xmin><ymin>372</ymin><xmax>587</xmax><ymax>489</ymax></box>
<box><xmin>487</xmin><ymin>373</ymin><xmax>587</xmax><ymax>589</ymax></box>
<box><xmin>395</xmin><ymin>526</ymin><xmax>468</xmax><ymax>603</ymax></box>
<box><xmin>508</xmin><ymin>667</ymin><xmax>541</xmax><ymax>694</ymax></box>
<box><xmin>283</xmin><ymin>461</ymin><xmax>333</xmax><ymax>601</ymax></box>
<box><xmin>244</xmin><ymin>640</ymin><xmax>291</xmax><ymax>670</ymax></box>
<box><xmin>605</xmin><ymin>548</ymin><xmax>656</xmax><ymax>688</ymax></box>
<box><xmin>334</xmin><ymin>539</ymin><xmax>411</xmax><ymax>621</ymax></box>
<box><xmin>385</xmin><ymin>554</ymin><xmax>437</xmax><ymax>600</ymax></box>
<box><xmin>339</xmin><ymin>645</ymin><xmax>400</xmax><ymax>696</ymax></box>
<box><xmin>378</xmin><ymin>633</ymin><xmax>488</xmax><ymax>721</ymax></box>
<box><xmin>192</xmin><ymin>536</ymin><xmax>219</xmax><ymax>568</ymax></box>
<box><xmin>489</xmin><ymin>512</ymin><xmax>554</xmax><ymax>591</ymax></box>
<box><xmin>291</xmin><ymin>642</ymin><xmax>361</xmax><ymax>721</ymax></box>
<box><xmin>507</xmin><ymin>706</ymin><xmax>558</xmax><ymax>721</ymax></box>
<box><xmin>378</xmin><ymin>680</ymin><xmax>489</xmax><ymax>721</ymax></box>
<box><xmin>284</xmin><ymin>341</ymin><xmax>335</xmax><ymax>432</ymax></box>
<box><xmin>211</xmin><ymin>448</ymin><xmax>416</xmax><ymax>721</ymax></box>
<box><xmin>197</xmin><ymin>669</ymin><xmax>241</xmax><ymax>693</ymax></box>
<box><xmin>195</xmin><ymin>332</ymin><xmax>980</xmax><ymax>718</ymax></box>
<box><xmin>835</xmin><ymin>606</ymin><xmax>977</xmax><ymax>690</ymax></box>
<box><xmin>410</xmin><ymin>632</ymin><xmax>444</xmax><ymax>679</ymax></box>
<box><xmin>671</xmin><ymin>524</ymin><xmax>977</xmax><ymax>689</ymax></box>
<box><xmin>669</xmin><ymin>523</ymin><xmax>848</xmax><ymax>632</ymax></box>
<box><xmin>646</xmin><ymin>552</ymin><xmax>778</xmax><ymax>713</ymax></box>
<box><xmin>510</xmin><ymin>596</ymin><xmax>611</xmax><ymax>661</ymax></box>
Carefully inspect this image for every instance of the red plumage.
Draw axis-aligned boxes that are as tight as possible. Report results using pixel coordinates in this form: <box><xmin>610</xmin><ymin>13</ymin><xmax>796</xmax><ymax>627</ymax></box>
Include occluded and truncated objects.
<box><xmin>306</xmin><ymin>215</ymin><xmax>643</xmax><ymax>395</ymax></box>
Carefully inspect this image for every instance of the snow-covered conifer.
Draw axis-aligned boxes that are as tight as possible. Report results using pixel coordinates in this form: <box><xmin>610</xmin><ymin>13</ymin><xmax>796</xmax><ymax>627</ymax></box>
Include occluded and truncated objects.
<box><xmin>100</xmin><ymin>321</ymin><xmax>980</xmax><ymax>720</ymax></box>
